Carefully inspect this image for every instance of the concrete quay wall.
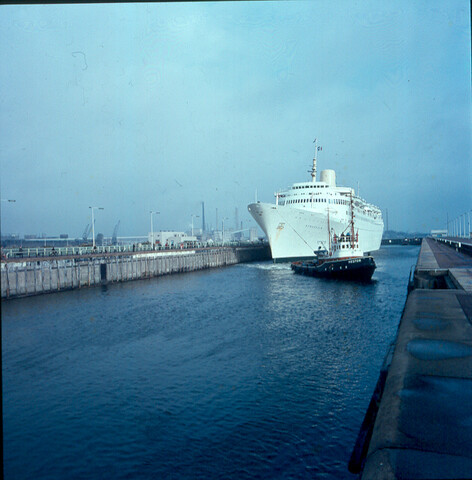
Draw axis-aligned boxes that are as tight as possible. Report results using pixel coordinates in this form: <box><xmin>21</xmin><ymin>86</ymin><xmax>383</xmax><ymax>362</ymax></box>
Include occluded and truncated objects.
<box><xmin>1</xmin><ymin>245</ymin><xmax>271</xmax><ymax>299</ymax></box>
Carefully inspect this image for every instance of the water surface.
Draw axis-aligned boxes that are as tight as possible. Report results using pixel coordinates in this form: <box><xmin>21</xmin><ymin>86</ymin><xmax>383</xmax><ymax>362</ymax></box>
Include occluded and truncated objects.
<box><xmin>2</xmin><ymin>246</ymin><xmax>419</xmax><ymax>479</ymax></box>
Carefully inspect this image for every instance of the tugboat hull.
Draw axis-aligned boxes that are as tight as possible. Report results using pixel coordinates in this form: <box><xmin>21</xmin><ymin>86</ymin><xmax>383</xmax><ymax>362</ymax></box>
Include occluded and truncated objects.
<box><xmin>291</xmin><ymin>256</ymin><xmax>376</xmax><ymax>281</ymax></box>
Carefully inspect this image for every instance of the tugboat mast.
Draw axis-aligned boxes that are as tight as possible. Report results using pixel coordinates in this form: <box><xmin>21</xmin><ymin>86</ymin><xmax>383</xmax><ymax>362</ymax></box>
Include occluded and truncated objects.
<box><xmin>327</xmin><ymin>207</ymin><xmax>331</xmax><ymax>255</ymax></box>
<box><xmin>350</xmin><ymin>192</ymin><xmax>356</xmax><ymax>248</ymax></box>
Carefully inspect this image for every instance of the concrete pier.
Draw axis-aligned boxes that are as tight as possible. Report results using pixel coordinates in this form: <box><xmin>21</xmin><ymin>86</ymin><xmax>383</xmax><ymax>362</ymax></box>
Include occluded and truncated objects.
<box><xmin>351</xmin><ymin>237</ymin><xmax>472</xmax><ymax>479</ymax></box>
<box><xmin>1</xmin><ymin>245</ymin><xmax>271</xmax><ymax>300</ymax></box>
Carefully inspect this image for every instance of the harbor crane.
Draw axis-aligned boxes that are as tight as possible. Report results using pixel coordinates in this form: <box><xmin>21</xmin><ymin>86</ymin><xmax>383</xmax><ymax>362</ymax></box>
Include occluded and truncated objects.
<box><xmin>82</xmin><ymin>224</ymin><xmax>91</xmax><ymax>241</ymax></box>
<box><xmin>111</xmin><ymin>220</ymin><xmax>120</xmax><ymax>245</ymax></box>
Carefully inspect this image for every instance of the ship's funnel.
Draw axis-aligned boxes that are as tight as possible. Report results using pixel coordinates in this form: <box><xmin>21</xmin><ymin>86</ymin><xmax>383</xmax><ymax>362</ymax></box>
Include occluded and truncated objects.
<box><xmin>320</xmin><ymin>169</ymin><xmax>336</xmax><ymax>187</ymax></box>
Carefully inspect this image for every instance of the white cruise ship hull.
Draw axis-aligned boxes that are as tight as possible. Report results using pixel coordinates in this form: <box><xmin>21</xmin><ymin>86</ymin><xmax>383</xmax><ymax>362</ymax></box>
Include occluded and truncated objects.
<box><xmin>248</xmin><ymin>202</ymin><xmax>383</xmax><ymax>262</ymax></box>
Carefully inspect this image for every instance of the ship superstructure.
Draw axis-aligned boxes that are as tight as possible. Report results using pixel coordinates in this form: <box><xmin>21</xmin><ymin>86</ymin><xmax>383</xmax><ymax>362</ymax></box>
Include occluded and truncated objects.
<box><xmin>247</xmin><ymin>140</ymin><xmax>384</xmax><ymax>262</ymax></box>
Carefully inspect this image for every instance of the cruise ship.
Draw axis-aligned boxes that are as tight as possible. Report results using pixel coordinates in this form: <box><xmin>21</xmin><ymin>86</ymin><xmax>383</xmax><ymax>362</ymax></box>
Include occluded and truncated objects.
<box><xmin>248</xmin><ymin>141</ymin><xmax>384</xmax><ymax>262</ymax></box>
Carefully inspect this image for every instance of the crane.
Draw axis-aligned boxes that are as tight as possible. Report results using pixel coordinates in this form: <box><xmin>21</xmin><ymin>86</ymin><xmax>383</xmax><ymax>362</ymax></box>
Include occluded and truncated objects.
<box><xmin>82</xmin><ymin>224</ymin><xmax>91</xmax><ymax>241</ymax></box>
<box><xmin>111</xmin><ymin>220</ymin><xmax>120</xmax><ymax>245</ymax></box>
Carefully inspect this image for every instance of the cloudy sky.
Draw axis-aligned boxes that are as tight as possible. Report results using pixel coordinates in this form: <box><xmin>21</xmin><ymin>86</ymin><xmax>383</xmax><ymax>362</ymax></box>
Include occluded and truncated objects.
<box><xmin>0</xmin><ymin>1</ymin><xmax>470</xmax><ymax>238</ymax></box>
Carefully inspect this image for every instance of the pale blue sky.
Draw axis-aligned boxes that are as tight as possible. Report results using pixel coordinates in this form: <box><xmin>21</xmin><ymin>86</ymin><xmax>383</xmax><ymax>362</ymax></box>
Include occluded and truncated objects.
<box><xmin>1</xmin><ymin>1</ymin><xmax>470</xmax><ymax>237</ymax></box>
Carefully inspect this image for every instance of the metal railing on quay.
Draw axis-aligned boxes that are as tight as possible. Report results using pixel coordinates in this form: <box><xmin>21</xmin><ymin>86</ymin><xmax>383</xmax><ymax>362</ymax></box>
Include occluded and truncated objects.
<box><xmin>1</xmin><ymin>240</ymin><xmax>267</xmax><ymax>260</ymax></box>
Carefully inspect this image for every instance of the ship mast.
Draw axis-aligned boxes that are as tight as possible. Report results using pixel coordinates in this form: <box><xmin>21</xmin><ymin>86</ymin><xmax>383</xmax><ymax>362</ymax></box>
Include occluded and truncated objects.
<box><xmin>311</xmin><ymin>138</ymin><xmax>319</xmax><ymax>183</ymax></box>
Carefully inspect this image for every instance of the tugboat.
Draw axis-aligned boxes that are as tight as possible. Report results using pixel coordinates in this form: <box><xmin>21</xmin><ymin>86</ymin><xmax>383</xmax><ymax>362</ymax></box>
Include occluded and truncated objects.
<box><xmin>291</xmin><ymin>194</ymin><xmax>377</xmax><ymax>281</ymax></box>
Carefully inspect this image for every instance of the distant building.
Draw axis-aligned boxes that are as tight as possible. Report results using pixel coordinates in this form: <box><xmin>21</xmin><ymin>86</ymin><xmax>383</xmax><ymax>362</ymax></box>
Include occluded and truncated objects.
<box><xmin>249</xmin><ymin>227</ymin><xmax>258</xmax><ymax>242</ymax></box>
<box><xmin>191</xmin><ymin>228</ymin><xmax>203</xmax><ymax>238</ymax></box>
<box><xmin>431</xmin><ymin>229</ymin><xmax>447</xmax><ymax>238</ymax></box>
<box><xmin>211</xmin><ymin>229</ymin><xmax>222</xmax><ymax>242</ymax></box>
<box><xmin>148</xmin><ymin>231</ymin><xmax>198</xmax><ymax>246</ymax></box>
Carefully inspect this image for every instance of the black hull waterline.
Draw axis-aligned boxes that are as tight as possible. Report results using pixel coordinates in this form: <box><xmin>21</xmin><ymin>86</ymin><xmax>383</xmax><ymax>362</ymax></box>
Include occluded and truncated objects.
<box><xmin>291</xmin><ymin>256</ymin><xmax>376</xmax><ymax>281</ymax></box>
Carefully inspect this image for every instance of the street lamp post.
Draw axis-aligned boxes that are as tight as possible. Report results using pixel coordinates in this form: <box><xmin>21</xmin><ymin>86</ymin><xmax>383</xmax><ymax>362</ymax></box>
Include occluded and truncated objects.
<box><xmin>150</xmin><ymin>211</ymin><xmax>160</xmax><ymax>248</ymax></box>
<box><xmin>89</xmin><ymin>206</ymin><xmax>104</xmax><ymax>249</ymax></box>
<box><xmin>191</xmin><ymin>214</ymin><xmax>199</xmax><ymax>237</ymax></box>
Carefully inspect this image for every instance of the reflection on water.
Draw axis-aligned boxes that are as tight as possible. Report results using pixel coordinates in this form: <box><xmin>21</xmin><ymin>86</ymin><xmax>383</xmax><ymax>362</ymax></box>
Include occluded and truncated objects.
<box><xmin>2</xmin><ymin>246</ymin><xmax>419</xmax><ymax>479</ymax></box>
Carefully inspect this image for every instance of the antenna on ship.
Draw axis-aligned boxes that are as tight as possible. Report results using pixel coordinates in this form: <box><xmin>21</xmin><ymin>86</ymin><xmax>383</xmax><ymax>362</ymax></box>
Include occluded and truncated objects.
<box><xmin>312</xmin><ymin>138</ymin><xmax>321</xmax><ymax>183</ymax></box>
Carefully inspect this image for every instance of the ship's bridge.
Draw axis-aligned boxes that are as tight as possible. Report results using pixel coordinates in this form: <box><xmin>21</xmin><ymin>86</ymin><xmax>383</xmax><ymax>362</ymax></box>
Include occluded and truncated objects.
<box><xmin>278</xmin><ymin>181</ymin><xmax>329</xmax><ymax>197</ymax></box>
<box><xmin>276</xmin><ymin>181</ymin><xmax>358</xmax><ymax>208</ymax></box>
<box><xmin>274</xmin><ymin>182</ymin><xmax>381</xmax><ymax>221</ymax></box>
<box><xmin>277</xmin><ymin>182</ymin><xmax>354</xmax><ymax>199</ymax></box>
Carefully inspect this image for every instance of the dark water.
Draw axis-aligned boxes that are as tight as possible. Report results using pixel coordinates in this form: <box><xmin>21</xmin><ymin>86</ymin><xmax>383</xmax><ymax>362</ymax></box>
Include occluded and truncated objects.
<box><xmin>2</xmin><ymin>246</ymin><xmax>419</xmax><ymax>479</ymax></box>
